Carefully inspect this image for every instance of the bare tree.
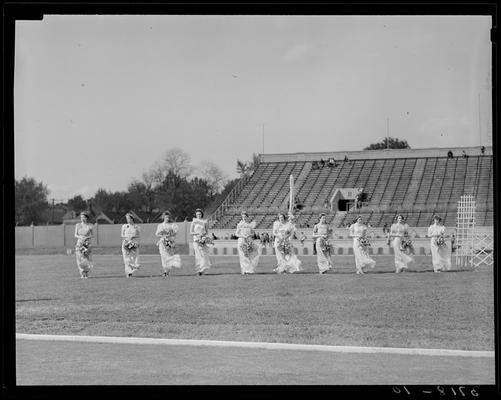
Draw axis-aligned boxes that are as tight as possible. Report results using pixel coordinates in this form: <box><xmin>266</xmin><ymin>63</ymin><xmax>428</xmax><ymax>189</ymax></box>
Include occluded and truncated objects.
<box><xmin>147</xmin><ymin>147</ymin><xmax>194</xmax><ymax>185</ymax></box>
<box><xmin>198</xmin><ymin>160</ymin><xmax>228</xmax><ymax>198</ymax></box>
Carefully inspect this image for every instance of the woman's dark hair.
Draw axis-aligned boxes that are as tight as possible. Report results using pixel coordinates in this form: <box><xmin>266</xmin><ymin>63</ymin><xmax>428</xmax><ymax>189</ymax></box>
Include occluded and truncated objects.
<box><xmin>80</xmin><ymin>211</ymin><xmax>89</xmax><ymax>219</ymax></box>
<box><xmin>396</xmin><ymin>214</ymin><xmax>404</xmax><ymax>221</ymax></box>
<box><xmin>195</xmin><ymin>208</ymin><xmax>204</xmax><ymax>218</ymax></box>
<box><xmin>125</xmin><ymin>213</ymin><xmax>135</xmax><ymax>223</ymax></box>
<box><xmin>433</xmin><ymin>215</ymin><xmax>442</xmax><ymax>223</ymax></box>
<box><xmin>162</xmin><ymin>211</ymin><xmax>171</xmax><ymax>218</ymax></box>
<box><xmin>277</xmin><ymin>212</ymin><xmax>286</xmax><ymax>220</ymax></box>
<box><xmin>241</xmin><ymin>211</ymin><xmax>249</xmax><ymax>217</ymax></box>
<box><xmin>319</xmin><ymin>213</ymin><xmax>326</xmax><ymax>222</ymax></box>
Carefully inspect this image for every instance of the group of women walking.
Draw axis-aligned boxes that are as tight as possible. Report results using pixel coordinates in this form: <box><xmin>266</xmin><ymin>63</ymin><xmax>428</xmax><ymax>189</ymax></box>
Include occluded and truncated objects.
<box><xmin>73</xmin><ymin>209</ymin><xmax>452</xmax><ymax>279</ymax></box>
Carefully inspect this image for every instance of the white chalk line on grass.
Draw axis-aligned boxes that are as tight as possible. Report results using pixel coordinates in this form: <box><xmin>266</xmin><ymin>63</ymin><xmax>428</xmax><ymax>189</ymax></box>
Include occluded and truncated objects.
<box><xmin>16</xmin><ymin>333</ymin><xmax>494</xmax><ymax>358</ymax></box>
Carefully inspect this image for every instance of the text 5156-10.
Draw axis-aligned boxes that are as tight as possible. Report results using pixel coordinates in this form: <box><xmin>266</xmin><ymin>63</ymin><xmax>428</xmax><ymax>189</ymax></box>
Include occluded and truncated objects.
<box><xmin>392</xmin><ymin>386</ymin><xmax>479</xmax><ymax>397</ymax></box>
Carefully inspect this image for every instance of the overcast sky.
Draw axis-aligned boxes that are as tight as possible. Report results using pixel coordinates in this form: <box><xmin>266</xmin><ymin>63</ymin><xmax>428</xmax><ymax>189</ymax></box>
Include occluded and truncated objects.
<box><xmin>14</xmin><ymin>15</ymin><xmax>492</xmax><ymax>201</ymax></box>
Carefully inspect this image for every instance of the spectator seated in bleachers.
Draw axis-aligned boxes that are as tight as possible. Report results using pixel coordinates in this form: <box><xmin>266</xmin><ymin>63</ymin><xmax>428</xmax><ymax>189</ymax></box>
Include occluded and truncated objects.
<box><xmin>344</xmin><ymin>155</ymin><xmax>349</xmax><ymax>162</ymax></box>
<box><xmin>462</xmin><ymin>150</ymin><xmax>468</xmax><ymax>158</ymax></box>
<box><xmin>328</xmin><ymin>158</ymin><xmax>336</xmax><ymax>167</ymax></box>
<box><xmin>319</xmin><ymin>158</ymin><xmax>325</xmax><ymax>168</ymax></box>
<box><xmin>447</xmin><ymin>150</ymin><xmax>454</xmax><ymax>158</ymax></box>
<box><xmin>481</xmin><ymin>146</ymin><xmax>485</xmax><ymax>155</ymax></box>
<box><xmin>211</xmin><ymin>232</ymin><xmax>218</xmax><ymax>240</ymax></box>
<box><xmin>312</xmin><ymin>161</ymin><xmax>319</xmax><ymax>170</ymax></box>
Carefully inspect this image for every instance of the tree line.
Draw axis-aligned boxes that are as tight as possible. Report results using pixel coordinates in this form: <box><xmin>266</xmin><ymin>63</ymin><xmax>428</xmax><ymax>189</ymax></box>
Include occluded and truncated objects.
<box><xmin>15</xmin><ymin>148</ymin><xmax>258</xmax><ymax>226</ymax></box>
<box><xmin>15</xmin><ymin>138</ymin><xmax>409</xmax><ymax>226</ymax></box>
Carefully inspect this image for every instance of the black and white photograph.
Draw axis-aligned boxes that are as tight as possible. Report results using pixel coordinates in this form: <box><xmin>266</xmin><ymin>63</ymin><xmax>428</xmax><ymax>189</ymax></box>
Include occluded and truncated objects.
<box><xmin>8</xmin><ymin>4</ymin><xmax>496</xmax><ymax>392</ymax></box>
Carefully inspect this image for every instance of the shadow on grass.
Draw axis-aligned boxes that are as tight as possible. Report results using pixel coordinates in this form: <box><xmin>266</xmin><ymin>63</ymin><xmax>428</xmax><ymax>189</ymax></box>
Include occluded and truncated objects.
<box><xmin>85</xmin><ymin>268</ymin><xmax>473</xmax><ymax>280</ymax></box>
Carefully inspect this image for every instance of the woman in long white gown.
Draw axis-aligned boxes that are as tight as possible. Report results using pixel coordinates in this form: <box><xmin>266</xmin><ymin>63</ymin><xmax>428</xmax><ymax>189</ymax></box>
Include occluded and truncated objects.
<box><xmin>273</xmin><ymin>212</ymin><xmax>302</xmax><ymax>274</ymax></box>
<box><xmin>312</xmin><ymin>213</ymin><xmax>333</xmax><ymax>274</ymax></box>
<box><xmin>121</xmin><ymin>213</ymin><xmax>141</xmax><ymax>278</ymax></box>
<box><xmin>427</xmin><ymin>215</ymin><xmax>452</xmax><ymax>273</ymax></box>
<box><xmin>155</xmin><ymin>211</ymin><xmax>181</xmax><ymax>276</ymax></box>
<box><xmin>235</xmin><ymin>211</ymin><xmax>260</xmax><ymax>275</ymax></box>
<box><xmin>349</xmin><ymin>216</ymin><xmax>376</xmax><ymax>274</ymax></box>
<box><xmin>388</xmin><ymin>215</ymin><xmax>414</xmax><ymax>273</ymax></box>
<box><xmin>190</xmin><ymin>208</ymin><xmax>211</xmax><ymax>275</ymax></box>
<box><xmin>74</xmin><ymin>211</ymin><xmax>94</xmax><ymax>279</ymax></box>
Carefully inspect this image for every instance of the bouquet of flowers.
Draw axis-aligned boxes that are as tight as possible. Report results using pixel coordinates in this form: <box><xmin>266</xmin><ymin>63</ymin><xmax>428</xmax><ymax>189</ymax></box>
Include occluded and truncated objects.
<box><xmin>400</xmin><ymin>236</ymin><xmax>414</xmax><ymax>252</ymax></box>
<box><xmin>319</xmin><ymin>237</ymin><xmax>334</xmax><ymax>256</ymax></box>
<box><xmin>196</xmin><ymin>235</ymin><xmax>214</xmax><ymax>249</ymax></box>
<box><xmin>359</xmin><ymin>236</ymin><xmax>371</xmax><ymax>250</ymax></box>
<box><xmin>435</xmin><ymin>235</ymin><xmax>447</xmax><ymax>248</ymax></box>
<box><xmin>124</xmin><ymin>239</ymin><xmax>138</xmax><ymax>252</ymax></box>
<box><xmin>164</xmin><ymin>228</ymin><xmax>176</xmax><ymax>237</ymax></box>
<box><xmin>159</xmin><ymin>236</ymin><xmax>176</xmax><ymax>254</ymax></box>
<box><xmin>240</xmin><ymin>237</ymin><xmax>257</xmax><ymax>257</ymax></box>
<box><xmin>277</xmin><ymin>237</ymin><xmax>292</xmax><ymax>256</ymax></box>
<box><xmin>77</xmin><ymin>239</ymin><xmax>90</xmax><ymax>258</ymax></box>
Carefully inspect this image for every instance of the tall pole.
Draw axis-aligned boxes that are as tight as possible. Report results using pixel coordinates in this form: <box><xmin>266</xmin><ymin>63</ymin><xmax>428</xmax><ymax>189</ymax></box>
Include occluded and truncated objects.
<box><xmin>51</xmin><ymin>198</ymin><xmax>54</xmax><ymax>225</ymax></box>
<box><xmin>262</xmin><ymin>123</ymin><xmax>265</xmax><ymax>154</ymax></box>
<box><xmin>386</xmin><ymin>117</ymin><xmax>390</xmax><ymax>150</ymax></box>
<box><xmin>478</xmin><ymin>92</ymin><xmax>482</xmax><ymax>146</ymax></box>
<box><xmin>289</xmin><ymin>175</ymin><xmax>294</xmax><ymax>215</ymax></box>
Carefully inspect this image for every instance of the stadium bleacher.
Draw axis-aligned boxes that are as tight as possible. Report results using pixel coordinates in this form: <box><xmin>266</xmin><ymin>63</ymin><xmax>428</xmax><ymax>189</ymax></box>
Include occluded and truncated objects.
<box><xmin>209</xmin><ymin>147</ymin><xmax>493</xmax><ymax>229</ymax></box>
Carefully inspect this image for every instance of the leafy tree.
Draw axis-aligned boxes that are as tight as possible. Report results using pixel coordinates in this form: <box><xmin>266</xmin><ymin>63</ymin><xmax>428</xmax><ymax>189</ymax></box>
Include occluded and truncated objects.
<box><xmin>91</xmin><ymin>188</ymin><xmax>115</xmax><ymax>215</ymax></box>
<box><xmin>364</xmin><ymin>137</ymin><xmax>410</xmax><ymax>150</ymax></box>
<box><xmin>236</xmin><ymin>160</ymin><xmax>248</xmax><ymax>176</ymax></box>
<box><xmin>127</xmin><ymin>179</ymin><xmax>156</xmax><ymax>217</ymax></box>
<box><xmin>91</xmin><ymin>189</ymin><xmax>132</xmax><ymax>219</ymax></box>
<box><xmin>15</xmin><ymin>176</ymin><xmax>50</xmax><ymax>225</ymax></box>
<box><xmin>236</xmin><ymin>153</ymin><xmax>260</xmax><ymax>177</ymax></box>
<box><xmin>67</xmin><ymin>195</ymin><xmax>87</xmax><ymax>213</ymax></box>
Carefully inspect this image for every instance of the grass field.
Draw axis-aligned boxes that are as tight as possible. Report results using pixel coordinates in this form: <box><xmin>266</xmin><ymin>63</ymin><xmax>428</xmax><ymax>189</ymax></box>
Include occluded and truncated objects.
<box><xmin>15</xmin><ymin>254</ymin><xmax>494</xmax><ymax>351</ymax></box>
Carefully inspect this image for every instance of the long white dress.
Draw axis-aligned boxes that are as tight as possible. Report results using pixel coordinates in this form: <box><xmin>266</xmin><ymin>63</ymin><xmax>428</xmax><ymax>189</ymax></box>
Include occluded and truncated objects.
<box><xmin>75</xmin><ymin>222</ymin><xmax>94</xmax><ymax>277</ymax></box>
<box><xmin>390</xmin><ymin>222</ymin><xmax>414</xmax><ymax>273</ymax></box>
<box><xmin>121</xmin><ymin>223</ymin><xmax>140</xmax><ymax>276</ymax></box>
<box><xmin>190</xmin><ymin>217</ymin><xmax>211</xmax><ymax>273</ymax></box>
<box><xmin>156</xmin><ymin>222</ymin><xmax>182</xmax><ymax>273</ymax></box>
<box><xmin>349</xmin><ymin>222</ymin><xmax>376</xmax><ymax>274</ymax></box>
<box><xmin>427</xmin><ymin>224</ymin><xmax>452</xmax><ymax>272</ymax></box>
<box><xmin>273</xmin><ymin>221</ymin><xmax>302</xmax><ymax>273</ymax></box>
<box><xmin>313</xmin><ymin>223</ymin><xmax>333</xmax><ymax>273</ymax></box>
<box><xmin>236</xmin><ymin>220</ymin><xmax>260</xmax><ymax>274</ymax></box>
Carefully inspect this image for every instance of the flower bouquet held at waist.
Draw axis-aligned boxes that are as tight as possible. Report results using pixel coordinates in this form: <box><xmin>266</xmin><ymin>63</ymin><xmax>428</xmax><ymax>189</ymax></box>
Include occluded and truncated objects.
<box><xmin>277</xmin><ymin>237</ymin><xmax>292</xmax><ymax>256</ymax></box>
<box><xmin>158</xmin><ymin>236</ymin><xmax>176</xmax><ymax>254</ymax></box>
<box><xmin>195</xmin><ymin>235</ymin><xmax>214</xmax><ymax>249</ymax></box>
<box><xmin>76</xmin><ymin>239</ymin><xmax>90</xmax><ymax>258</ymax></box>
<box><xmin>319</xmin><ymin>237</ymin><xmax>334</xmax><ymax>256</ymax></box>
<box><xmin>435</xmin><ymin>235</ymin><xmax>447</xmax><ymax>248</ymax></box>
<box><xmin>359</xmin><ymin>236</ymin><xmax>371</xmax><ymax>250</ymax></box>
<box><xmin>124</xmin><ymin>239</ymin><xmax>138</xmax><ymax>252</ymax></box>
<box><xmin>240</xmin><ymin>236</ymin><xmax>257</xmax><ymax>257</ymax></box>
<box><xmin>400</xmin><ymin>236</ymin><xmax>414</xmax><ymax>252</ymax></box>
